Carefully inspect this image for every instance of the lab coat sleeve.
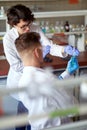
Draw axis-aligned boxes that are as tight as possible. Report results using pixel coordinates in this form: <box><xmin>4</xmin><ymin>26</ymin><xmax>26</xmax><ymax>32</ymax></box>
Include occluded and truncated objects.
<box><xmin>3</xmin><ymin>35</ymin><xmax>23</xmax><ymax>73</ymax></box>
<box><xmin>59</xmin><ymin>71</ymin><xmax>70</xmax><ymax>79</ymax></box>
<box><xmin>37</xmin><ymin>27</ymin><xmax>67</xmax><ymax>58</ymax></box>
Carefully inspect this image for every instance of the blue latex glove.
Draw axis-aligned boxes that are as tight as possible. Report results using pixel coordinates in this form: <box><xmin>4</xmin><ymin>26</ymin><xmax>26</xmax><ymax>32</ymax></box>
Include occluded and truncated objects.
<box><xmin>43</xmin><ymin>45</ymin><xmax>51</xmax><ymax>58</ymax></box>
<box><xmin>66</xmin><ymin>56</ymin><xmax>79</xmax><ymax>74</ymax></box>
<box><xmin>64</xmin><ymin>45</ymin><xmax>80</xmax><ymax>56</ymax></box>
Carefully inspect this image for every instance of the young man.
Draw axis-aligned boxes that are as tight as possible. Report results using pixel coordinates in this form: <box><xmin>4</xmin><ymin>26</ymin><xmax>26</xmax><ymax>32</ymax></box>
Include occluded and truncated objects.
<box><xmin>15</xmin><ymin>32</ymin><xmax>79</xmax><ymax>130</ymax></box>
<box><xmin>3</xmin><ymin>4</ymin><xmax>79</xmax><ymax>130</ymax></box>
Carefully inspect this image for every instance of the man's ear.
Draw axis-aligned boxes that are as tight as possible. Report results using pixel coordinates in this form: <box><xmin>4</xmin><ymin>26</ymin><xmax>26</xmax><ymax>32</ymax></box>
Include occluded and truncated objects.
<box><xmin>14</xmin><ymin>25</ymin><xmax>16</xmax><ymax>28</ymax></box>
<box><xmin>34</xmin><ymin>48</ymin><xmax>40</xmax><ymax>58</ymax></box>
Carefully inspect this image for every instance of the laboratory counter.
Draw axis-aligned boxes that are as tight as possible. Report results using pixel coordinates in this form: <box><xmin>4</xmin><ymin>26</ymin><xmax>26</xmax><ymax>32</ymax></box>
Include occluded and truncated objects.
<box><xmin>42</xmin><ymin>51</ymin><xmax>87</xmax><ymax>72</ymax></box>
<box><xmin>0</xmin><ymin>51</ymin><xmax>87</xmax><ymax>77</ymax></box>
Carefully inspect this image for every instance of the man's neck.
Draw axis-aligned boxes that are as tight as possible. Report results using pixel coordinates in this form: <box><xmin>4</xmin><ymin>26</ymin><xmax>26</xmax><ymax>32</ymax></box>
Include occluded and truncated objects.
<box><xmin>23</xmin><ymin>61</ymin><xmax>41</xmax><ymax>68</ymax></box>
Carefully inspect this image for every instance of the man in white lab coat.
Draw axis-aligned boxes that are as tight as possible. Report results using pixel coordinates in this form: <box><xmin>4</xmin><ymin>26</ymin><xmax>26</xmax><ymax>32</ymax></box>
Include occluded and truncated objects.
<box><xmin>15</xmin><ymin>32</ymin><xmax>79</xmax><ymax>130</ymax></box>
<box><xmin>3</xmin><ymin>4</ymin><xmax>79</xmax><ymax>130</ymax></box>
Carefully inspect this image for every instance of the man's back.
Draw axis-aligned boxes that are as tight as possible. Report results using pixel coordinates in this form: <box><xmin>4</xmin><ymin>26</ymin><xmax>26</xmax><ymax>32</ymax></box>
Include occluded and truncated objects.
<box><xmin>18</xmin><ymin>66</ymin><xmax>75</xmax><ymax>130</ymax></box>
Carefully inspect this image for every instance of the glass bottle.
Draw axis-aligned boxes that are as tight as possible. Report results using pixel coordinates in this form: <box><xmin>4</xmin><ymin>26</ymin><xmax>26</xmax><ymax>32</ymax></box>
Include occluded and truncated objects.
<box><xmin>54</xmin><ymin>21</ymin><xmax>60</xmax><ymax>33</ymax></box>
<box><xmin>60</xmin><ymin>21</ymin><xmax>64</xmax><ymax>32</ymax></box>
<box><xmin>80</xmin><ymin>24</ymin><xmax>85</xmax><ymax>31</ymax></box>
<box><xmin>49</xmin><ymin>24</ymin><xmax>55</xmax><ymax>33</ymax></box>
<box><xmin>45</xmin><ymin>21</ymin><xmax>50</xmax><ymax>33</ymax></box>
<box><xmin>40</xmin><ymin>21</ymin><xmax>46</xmax><ymax>34</ymax></box>
<box><xmin>0</xmin><ymin>6</ymin><xmax>5</xmax><ymax>16</ymax></box>
<box><xmin>64</xmin><ymin>21</ymin><xmax>70</xmax><ymax>32</ymax></box>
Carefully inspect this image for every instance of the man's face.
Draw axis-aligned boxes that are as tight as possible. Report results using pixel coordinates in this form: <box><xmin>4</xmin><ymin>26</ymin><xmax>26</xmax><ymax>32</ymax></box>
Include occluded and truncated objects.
<box><xmin>14</xmin><ymin>19</ymin><xmax>31</xmax><ymax>34</ymax></box>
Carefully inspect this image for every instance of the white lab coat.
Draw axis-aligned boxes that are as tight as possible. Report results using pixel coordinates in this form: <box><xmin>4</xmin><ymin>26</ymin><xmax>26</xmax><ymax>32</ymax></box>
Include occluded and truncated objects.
<box><xmin>3</xmin><ymin>23</ymin><xmax>67</xmax><ymax>99</ymax></box>
<box><xmin>18</xmin><ymin>66</ymin><xmax>75</xmax><ymax>130</ymax></box>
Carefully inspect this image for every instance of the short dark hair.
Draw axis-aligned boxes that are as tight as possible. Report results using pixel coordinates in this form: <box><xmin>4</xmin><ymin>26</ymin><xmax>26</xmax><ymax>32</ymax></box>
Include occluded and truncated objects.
<box><xmin>15</xmin><ymin>32</ymin><xmax>41</xmax><ymax>53</ymax></box>
<box><xmin>7</xmin><ymin>4</ymin><xmax>35</xmax><ymax>26</ymax></box>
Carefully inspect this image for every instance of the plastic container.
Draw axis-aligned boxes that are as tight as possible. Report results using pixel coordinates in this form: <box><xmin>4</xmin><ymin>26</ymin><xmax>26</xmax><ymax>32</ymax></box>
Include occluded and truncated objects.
<box><xmin>0</xmin><ymin>6</ymin><xmax>5</xmax><ymax>17</ymax></box>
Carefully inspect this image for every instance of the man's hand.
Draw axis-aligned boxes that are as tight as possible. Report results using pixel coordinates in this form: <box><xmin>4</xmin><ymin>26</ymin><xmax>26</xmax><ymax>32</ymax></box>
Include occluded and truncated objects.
<box><xmin>66</xmin><ymin>56</ymin><xmax>79</xmax><ymax>74</ymax></box>
<box><xmin>43</xmin><ymin>45</ymin><xmax>51</xmax><ymax>58</ymax></box>
<box><xmin>64</xmin><ymin>45</ymin><xmax>80</xmax><ymax>56</ymax></box>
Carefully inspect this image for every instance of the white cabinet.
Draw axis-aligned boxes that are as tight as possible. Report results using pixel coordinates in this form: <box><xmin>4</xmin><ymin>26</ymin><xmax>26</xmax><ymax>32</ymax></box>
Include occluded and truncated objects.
<box><xmin>34</xmin><ymin>10</ymin><xmax>87</xmax><ymax>51</ymax></box>
<box><xmin>0</xmin><ymin>10</ymin><xmax>87</xmax><ymax>35</ymax></box>
<box><xmin>34</xmin><ymin>10</ymin><xmax>87</xmax><ymax>24</ymax></box>
<box><xmin>34</xmin><ymin>10</ymin><xmax>86</xmax><ymax>20</ymax></box>
<box><xmin>0</xmin><ymin>10</ymin><xmax>87</xmax><ymax>32</ymax></box>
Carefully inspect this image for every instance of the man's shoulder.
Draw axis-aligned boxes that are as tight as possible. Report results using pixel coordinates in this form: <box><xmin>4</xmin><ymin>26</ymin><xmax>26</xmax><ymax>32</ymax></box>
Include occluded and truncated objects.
<box><xmin>22</xmin><ymin>67</ymin><xmax>47</xmax><ymax>80</ymax></box>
